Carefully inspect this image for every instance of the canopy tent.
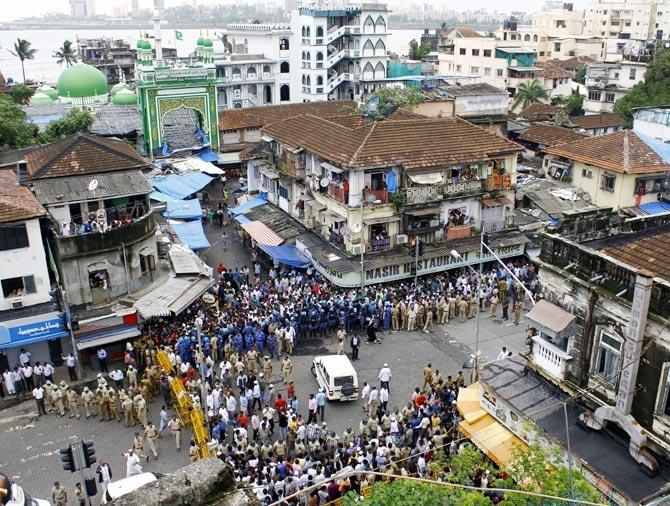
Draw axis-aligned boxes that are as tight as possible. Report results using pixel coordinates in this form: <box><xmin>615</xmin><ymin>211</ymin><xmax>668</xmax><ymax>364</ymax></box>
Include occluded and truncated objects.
<box><xmin>257</xmin><ymin>244</ymin><xmax>311</xmax><ymax>269</ymax></box>
<box><xmin>170</xmin><ymin>156</ymin><xmax>224</xmax><ymax>175</ymax></box>
<box><xmin>229</xmin><ymin>197</ymin><xmax>266</xmax><ymax>216</ymax></box>
<box><xmin>150</xmin><ymin>172</ymin><xmax>213</xmax><ymax>200</ymax></box>
<box><xmin>240</xmin><ymin>220</ymin><xmax>284</xmax><ymax>246</ymax></box>
<box><xmin>149</xmin><ymin>191</ymin><xmax>177</xmax><ymax>203</ymax></box>
<box><xmin>199</xmin><ymin>148</ymin><xmax>221</xmax><ymax>163</ymax></box>
<box><xmin>171</xmin><ymin>220</ymin><xmax>211</xmax><ymax>249</ymax></box>
<box><xmin>163</xmin><ymin>199</ymin><xmax>202</xmax><ymax>219</ymax></box>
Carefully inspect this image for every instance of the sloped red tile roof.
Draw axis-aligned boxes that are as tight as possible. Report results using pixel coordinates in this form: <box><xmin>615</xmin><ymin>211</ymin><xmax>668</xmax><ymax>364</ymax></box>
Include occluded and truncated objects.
<box><xmin>520</xmin><ymin>102</ymin><xmax>562</xmax><ymax>120</ymax></box>
<box><xmin>570</xmin><ymin>113</ymin><xmax>625</xmax><ymax>129</ymax></box>
<box><xmin>219</xmin><ymin>100</ymin><xmax>356</xmax><ymax>131</ymax></box>
<box><xmin>544</xmin><ymin>130</ymin><xmax>670</xmax><ymax>174</ymax></box>
<box><xmin>518</xmin><ymin>124</ymin><xmax>587</xmax><ymax>147</ymax></box>
<box><xmin>24</xmin><ymin>133</ymin><xmax>147</xmax><ymax>180</ymax></box>
<box><xmin>0</xmin><ymin>170</ymin><xmax>46</xmax><ymax>223</ymax></box>
<box><xmin>599</xmin><ymin>229</ymin><xmax>670</xmax><ymax>282</ymax></box>
<box><xmin>262</xmin><ymin>115</ymin><xmax>523</xmax><ymax>170</ymax></box>
<box><xmin>449</xmin><ymin>27</ymin><xmax>484</xmax><ymax>38</ymax></box>
<box><xmin>536</xmin><ymin>61</ymin><xmax>572</xmax><ymax>79</ymax></box>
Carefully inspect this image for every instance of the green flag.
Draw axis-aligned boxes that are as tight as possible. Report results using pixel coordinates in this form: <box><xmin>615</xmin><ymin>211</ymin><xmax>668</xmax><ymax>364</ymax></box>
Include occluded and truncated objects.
<box><xmin>175</xmin><ymin>30</ymin><xmax>183</xmax><ymax>41</ymax></box>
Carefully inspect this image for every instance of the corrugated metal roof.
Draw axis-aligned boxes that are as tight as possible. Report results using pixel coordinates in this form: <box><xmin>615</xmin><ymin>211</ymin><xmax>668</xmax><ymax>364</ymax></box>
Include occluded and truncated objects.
<box><xmin>32</xmin><ymin>169</ymin><xmax>153</xmax><ymax>205</ymax></box>
<box><xmin>241</xmin><ymin>220</ymin><xmax>284</xmax><ymax>246</ymax></box>
<box><xmin>134</xmin><ymin>276</ymin><xmax>213</xmax><ymax>319</ymax></box>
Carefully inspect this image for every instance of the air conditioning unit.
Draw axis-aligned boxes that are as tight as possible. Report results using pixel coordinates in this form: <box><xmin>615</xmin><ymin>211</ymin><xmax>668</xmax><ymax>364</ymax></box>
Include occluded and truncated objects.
<box><xmin>10</xmin><ymin>298</ymin><xmax>23</xmax><ymax>309</ymax></box>
<box><xmin>396</xmin><ymin>234</ymin><xmax>408</xmax><ymax>245</ymax></box>
<box><xmin>352</xmin><ymin>244</ymin><xmax>364</xmax><ymax>255</ymax></box>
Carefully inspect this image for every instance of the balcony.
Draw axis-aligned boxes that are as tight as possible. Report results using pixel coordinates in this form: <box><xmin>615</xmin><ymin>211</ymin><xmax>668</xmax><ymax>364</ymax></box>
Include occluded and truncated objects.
<box><xmin>406</xmin><ymin>186</ymin><xmax>441</xmax><ymax>205</ymax></box>
<box><xmin>530</xmin><ymin>335</ymin><xmax>573</xmax><ymax>381</ymax></box>
<box><xmin>363</xmin><ymin>189</ymin><xmax>388</xmax><ymax>204</ymax></box>
<box><xmin>406</xmin><ymin>179</ymin><xmax>484</xmax><ymax>205</ymax></box>
<box><xmin>328</xmin><ymin>182</ymin><xmax>348</xmax><ymax>204</ymax></box>
<box><xmin>446</xmin><ymin>223</ymin><xmax>472</xmax><ymax>240</ymax></box>
<box><xmin>485</xmin><ymin>174</ymin><xmax>504</xmax><ymax>191</ymax></box>
<box><xmin>368</xmin><ymin>236</ymin><xmax>391</xmax><ymax>252</ymax></box>
<box><xmin>56</xmin><ymin>214</ymin><xmax>157</xmax><ymax>260</ymax></box>
<box><xmin>330</xmin><ymin>229</ymin><xmax>344</xmax><ymax>247</ymax></box>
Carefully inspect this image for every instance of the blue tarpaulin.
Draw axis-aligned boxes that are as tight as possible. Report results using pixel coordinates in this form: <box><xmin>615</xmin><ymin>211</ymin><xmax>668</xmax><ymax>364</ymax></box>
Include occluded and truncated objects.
<box><xmin>150</xmin><ymin>172</ymin><xmax>213</xmax><ymax>199</ymax></box>
<box><xmin>164</xmin><ymin>199</ymin><xmax>202</xmax><ymax>219</ymax></box>
<box><xmin>257</xmin><ymin>244</ymin><xmax>311</xmax><ymax>269</ymax></box>
<box><xmin>229</xmin><ymin>197</ymin><xmax>266</xmax><ymax>215</ymax></box>
<box><xmin>199</xmin><ymin>148</ymin><xmax>219</xmax><ymax>162</ymax></box>
<box><xmin>171</xmin><ymin>220</ymin><xmax>211</xmax><ymax>249</ymax></box>
<box><xmin>235</xmin><ymin>214</ymin><xmax>251</xmax><ymax>224</ymax></box>
<box><xmin>386</xmin><ymin>171</ymin><xmax>397</xmax><ymax>193</ymax></box>
<box><xmin>640</xmin><ymin>201</ymin><xmax>670</xmax><ymax>215</ymax></box>
<box><xmin>149</xmin><ymin>191</ymin><xmax>177</xmax><ymax>202</ymax></box>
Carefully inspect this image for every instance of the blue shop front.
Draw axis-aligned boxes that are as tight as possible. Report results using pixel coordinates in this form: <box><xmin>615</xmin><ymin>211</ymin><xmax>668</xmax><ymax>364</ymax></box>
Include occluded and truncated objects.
<box><xmin>0</xmin><ymin>310</ymin><xmax>70</xmax><ymax>369</ymax></box>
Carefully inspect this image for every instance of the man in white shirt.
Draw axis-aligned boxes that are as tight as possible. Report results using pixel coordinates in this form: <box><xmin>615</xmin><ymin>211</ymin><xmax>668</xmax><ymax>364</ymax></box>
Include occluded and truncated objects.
<box><xmin>96</xmin><ymin>347</ymin><xmax>109</xmax><ymax>372</ymax></box>
<box><xmin>32</xmin><ymin>385</ymin><xmax>46</xmax><ymax>416</ymax></box>
<box><xmin>378</xmin><ymin>363</ymin><xmax>392</xmax><ymax>391</ymax></box>
<box><xmin>62</xmin><ymin>353</ymin><xmax>77</xmax><ymax>381</ymax></box>
<box><xmin>109</xmin><ymin>369</ymin><xmax>124</xmax><ymax>389</ymax></box>
<box><xmin>123</xmin><ymin>449</ymin><xmax>142</xmax><ymax>477</ymax></box>
<box><xmin>18</xmin><ymin>348</ymin><xmax>31</xmax><ymax>367</ymax></box>
<box><xmin>360</xmin><ymin>382</ymin><xmax>370</xmax><ymax>413</ymax></box>
<box><xmin>21</xmin><ymin>364</ymin><xmax>34</xmax><ymax>390</ymax></box>
<box><xmin>496</xmin><ymin>346</ymin><xmax>512</xmax><ymax>361</ymax></box>
<box><xmin>43</xmin><ymin>362</ymin><xmax>55</xmax><ymax>383</ymax></box>
<box><xmin>33</xmin><ymin>362</ymin><xmax>44</xmax><ymax>387</ymax></box>
<box><xmin>379</xmin><ymin>385</ymin><xmax>389</xmax><ymax>412</ymax></box>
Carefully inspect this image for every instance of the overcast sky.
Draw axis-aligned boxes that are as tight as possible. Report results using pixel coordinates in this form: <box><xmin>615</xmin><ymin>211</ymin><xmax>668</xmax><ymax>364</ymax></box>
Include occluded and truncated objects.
<box><xmin>1</xmin><ymin>0</ymin><xmax>586</xmax><ymax>22</ymax></box>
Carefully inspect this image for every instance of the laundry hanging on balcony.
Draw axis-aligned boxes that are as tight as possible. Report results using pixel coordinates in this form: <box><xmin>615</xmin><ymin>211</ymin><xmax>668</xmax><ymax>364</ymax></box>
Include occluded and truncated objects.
<box><xmin>385</xmin><ymin>171</ymin><xmax>397</xmax><ymax>193</ymax></box>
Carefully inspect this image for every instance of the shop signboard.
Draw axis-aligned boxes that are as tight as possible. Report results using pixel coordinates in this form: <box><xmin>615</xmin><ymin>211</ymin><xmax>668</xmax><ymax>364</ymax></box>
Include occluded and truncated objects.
<box><xmin>0</xmin><ymin>315</ymin><xmax>67</xmax><ymax>347</ymax></box>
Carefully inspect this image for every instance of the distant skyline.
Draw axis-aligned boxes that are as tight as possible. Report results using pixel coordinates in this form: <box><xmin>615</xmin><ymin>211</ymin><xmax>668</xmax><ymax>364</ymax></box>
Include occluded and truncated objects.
<box><xmin>1</xmin><ymin>0</ymin><xmax>591</xmax><ymax>22</ymax></box>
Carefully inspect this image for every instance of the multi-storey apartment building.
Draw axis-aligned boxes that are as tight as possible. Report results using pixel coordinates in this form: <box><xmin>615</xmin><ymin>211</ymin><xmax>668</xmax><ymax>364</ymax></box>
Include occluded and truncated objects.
<box><xmin>214</xmin><ymin>53</ymin><xmax>281</xmax><ymax>110</ymax></box>
<box><xmin>583</xmin><ymin>59</ymin><xmax>647</xmax><ymax>112</ymax></box>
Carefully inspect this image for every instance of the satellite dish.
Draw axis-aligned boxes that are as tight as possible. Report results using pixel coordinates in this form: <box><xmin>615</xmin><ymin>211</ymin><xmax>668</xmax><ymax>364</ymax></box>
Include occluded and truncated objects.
<box><xmin>366</xmin><ymin>95</ymin><xmax>381</xmax><ymax>114</ymax></box>
<box><xmin>341</xmin><ymin>226</ymin><xmax>351</xmax><ymax>236</ymax></box>
<box><xmin>88</xmin><ymin>179</ymin><xmax>99</xmax><ymax>191</ymax></box>
<box><xmin>350</xmin><ymin>222</ymin><xmax>362</xmax><ymax>234</ymax></box>
<box><xmin>531</xmin><ymin>209</ymin><xmax>541</xmax><ymax>218</ymax></box>
<box><xmin>320</xmin><ymin>177</ymin><xmax>330</xmax><ymax>188</ymax></box>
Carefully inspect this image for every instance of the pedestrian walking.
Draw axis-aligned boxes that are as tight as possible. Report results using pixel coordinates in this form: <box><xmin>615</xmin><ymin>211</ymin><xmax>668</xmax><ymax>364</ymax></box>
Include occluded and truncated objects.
<box><xmin>168</xmin><ymin>415</ymin><xmax>182</xmax><ymax>451</ymax></box>
<box><xmin>350</xmin><ymin>333</ymin><xmax>359</xmax><ymax>360</ymax></box>
<box><xmin>307</xmin><ymin>393</ymin><xmax>317</xmax><ymax>424</ymax></box>
<box><xmin>75</xmin><ymin>482</ymin><xmax>86</xmax><ymax>506</ymax></box>
<box><xmin>378</xmin><ymin>363</ymin><xmax>392</xmax><ymax>391</ymax></box>
<box><xmin>51</xmin><ymin>481</ymin><xmax>67</xmax><ymax>506</ymax></box>
<box><xmin>96</xmin><ymin>460</ymin><xmax>113</xmax><ymax>502</ymax></box>
<box><xmin>221</xmin><ymin>231</ymin><xmax>228</xmax><ymax>251</ymax></box>
<box><xmin>316</xmin><ymin>389</ymin><xmax>326</xmax><ymax>422</ymax></box>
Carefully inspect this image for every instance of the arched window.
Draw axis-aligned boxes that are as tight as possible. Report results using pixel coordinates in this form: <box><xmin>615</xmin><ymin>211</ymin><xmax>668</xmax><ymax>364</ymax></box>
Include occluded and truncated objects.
<box><xmin>524</xmin><ymin>34</ymin><xmax>530</xmax><ymax>41</ymax></box>
<box><xmin>375</xmin><ymin>16</ymin><xmax>386</xmax><ymax>34</ymax></box>
<box><xmin>316</xmin><ymin>26</ymin><xmax>324</xmax><ymax>38</ymax></box>
<box><xmin>232</xmin><ymin>67</ymin><xmax>241</xmax><ymax>79</ymax></box>
<box><xmin>305</xmin><ymin>51</ymin><xmax>311</xmax><ymax>60</ymax></box>
<box><xmin>301</xmin><ymin>26</ymin><xmax>306</xmax><ymax>37</ymax></box>
<box><xmin>375</xmin><ymin>39</ymin><xmax>386</xmax><ymax>56</ymax></box>
<box><xmin>280</xmin><ymin>37</ymin><xmax>289</xmax><ymax>50</ymax></box>
<box><xmin>302</xmin><ymin>75</ymin><xmax>307</xmax><ymax>85</ymax></box>
<box><xmin>280</xmin><ymin>85</ymin><xmax>290</xmax><ymax>102</ymax></box>
<box><xmin>280</xmin><ymin>61</ymin><xmax>289</xmax><ymax>73</ymax></box>
<box><xmin>306</xmin><ymin>26</ymin><xmax>311</xmax><ymax>38</ymax></box>
<box><xmin>317</xmin><ymin>75</ymin><xmax>323</xmax><ymax>85</ymax></box>
<box><xmin>263</xmin><ymin>65</ymin><xmax>271</xmax><ymax>75</ymax></box>
<box><xmin>363</xmin><ymin>39</ymin><xmax>375</xmax><ymax>56</ymax></box>
<box><xmin>264</xmin><ymin>85</ymin><xmax>272</xmax><ymax>104</ymax></box>
<box><xmin>306</xmin><ymin>76</ymin><xmax>311</xmax><ymax>86</ymax></box>
<box><xmin>247</xmin><ymin>66</ymin><xmax>257</xmax><ymax>78</ymax></box>
<box><xmin>363</xmin><ymin>15</ymin><xmax>375</xmax><ymax>34</ymax></box>
<box><xmin>374</xmin><ymin>61</ymin><xmax>385</xmax><ymax>79</ymax></box>
<box><xmin>533</xmin><ymin>34</ymin><xmax>538</xmax><ymax>42</ymax></box>
<box><xmin>363</xmin><ymin>62</ymin><xmax>374</xmax><ymax>80</ymax></box>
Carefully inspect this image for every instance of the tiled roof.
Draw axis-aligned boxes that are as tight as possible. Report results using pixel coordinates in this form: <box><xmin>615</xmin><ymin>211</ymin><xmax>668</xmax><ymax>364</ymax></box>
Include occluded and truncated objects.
<box><xmin>544</xmin><ymin>130</ymin><xmax>670</xmax><ymax>174</ymax></box>
<box><xmin>0</xmin><ymin>170</ymin><xmax>46</xmax><ymax>223</ymax></box>
<box><xmin>518</xmin><ymin>124</ymin><xmax>587</xmax><ymax>147</ymax></box>
<box><xmin>599</xmin><ymin>227</ymin><xmax>670</xmax><ymax>282</ymax></box>
<box><xmin>536</xmin><ymin>61</ymin><xmax>572</xmax><ymax>79</ymax></box>
<box><xmin>520</xmin><ymin>102</ymin><xmax>561</xmax><ymax>119</ymax></box>
<box><xmin>24</xmin><ymin>133</ymin><xmax>147</xmax><ymax>180</ymax></box>
<box><xmin>570</xmin><ymin>113</ymin><xmax>625</xmax><ymax>129</ymax></box>
<box><xmin>449</xmin><ymin>27</ymin><xmax>483</xmax><ymax>38</ymax></box>
<box><xmin>262</xmin><ymin>115</ymin><xmax>523</xmax><ymax>170</ymax></box>
<box><xmin>219</xmin><ymin>100</ymin><xmax>355</xmax><ymax>131</ymax></box>
<box><xmin>553</xmin><ymin>56</ymin><xmax>596</xmax><ymax>72</ymax></box>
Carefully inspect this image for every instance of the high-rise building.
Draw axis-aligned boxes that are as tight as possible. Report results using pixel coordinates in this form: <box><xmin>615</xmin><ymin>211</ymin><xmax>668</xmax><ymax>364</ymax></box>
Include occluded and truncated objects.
<box><xmin>69</xmin><ymin>0</ymin><xmax>95</xmax><ymax>17</ymax></box>
<box><xmin>290</xmin><ymin>2</ymin><xmax>390</xmax><ymax>102</ymax></box>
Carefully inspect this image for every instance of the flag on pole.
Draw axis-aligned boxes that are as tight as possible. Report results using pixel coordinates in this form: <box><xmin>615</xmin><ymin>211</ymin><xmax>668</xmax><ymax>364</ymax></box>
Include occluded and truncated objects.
<box><xmin>175</xmin><ymin>30</ymin><xmax>183</xmax><ymax>41</ymax></box>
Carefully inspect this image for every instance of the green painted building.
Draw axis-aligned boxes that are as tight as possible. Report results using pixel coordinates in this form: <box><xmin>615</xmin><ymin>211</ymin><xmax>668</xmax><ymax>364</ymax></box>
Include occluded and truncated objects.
<box><xmin>136</xmin><ymin>38</ymin><xmax>220</xmax><ymax>157</ymax></box>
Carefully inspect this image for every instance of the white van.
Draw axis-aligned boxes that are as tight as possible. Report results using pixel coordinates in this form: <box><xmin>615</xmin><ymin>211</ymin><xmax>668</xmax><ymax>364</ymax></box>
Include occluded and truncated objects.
<box><xmin>103</xmin><ymin>472</ymin><xmax>162</xmax><ymax>503</ymax></box>
<box><xmin>311</xmin><ymin>355</ymin><xmax>358</xmax><ymax>401</ymax></box>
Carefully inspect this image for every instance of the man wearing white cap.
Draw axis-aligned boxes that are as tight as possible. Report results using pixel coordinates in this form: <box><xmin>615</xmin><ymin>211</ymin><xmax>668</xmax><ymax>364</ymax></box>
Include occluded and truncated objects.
<box><xmin>378</xmin><ymin>363</ymin><xmax>392</xmax><ymax>391</ymax></box>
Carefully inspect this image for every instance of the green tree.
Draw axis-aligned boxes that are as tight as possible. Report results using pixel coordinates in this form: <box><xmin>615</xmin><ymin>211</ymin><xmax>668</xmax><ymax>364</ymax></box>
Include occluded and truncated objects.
<box><xmin>408</xmin><ymin>39</ymin><xmax>430</xmax><ymax>60</ymax></box>
<box><xmin>614</xmin><ymin>48</ymin><xmax>670</xmax><ymax>124</ymax></box>
<box><xmin>343</xmin><ymin>480</ymin><xmax>490</xmax><ymax>506</ymax></box>
<box><xmin>9</xmin><ymin>38</ymin><xmax>37</xmax><ymax>83</ymax></box>
<box><xmin>53</xmin><ymin>40</ymin><xmax>78</xmax><ymax>67</ymax></box>
<box><xmin>357</xmin><ymin>86</ymin><xmax>423</xmax><ymax>119</ymax></box>
<box><xmin>9</xmin><ymin>83</ymin><xmax>34</xmax><ymax>105</ymax></box>
<box><xmin>40</xmin><ymin>108</ymin><xmax>94</xmax><ymax>143</ymax></box>
<box><xmin>565</xmin><ymin>89</ymin><xmax>585</xmax><ymax>116</ymax></box>
<box><xmin>0</xmin><ymin>94</ymin><xmax>38</xmax><ymax>149</ymax></box>
<box><xmin>512</xmin><ymin>79</ymin><xmax>550</xmax><ymax>110</ymax></box>
<box><xmin>574</xmin><ymin>65</ymin><xmax>587</xmax><ymax>84</ymax></box>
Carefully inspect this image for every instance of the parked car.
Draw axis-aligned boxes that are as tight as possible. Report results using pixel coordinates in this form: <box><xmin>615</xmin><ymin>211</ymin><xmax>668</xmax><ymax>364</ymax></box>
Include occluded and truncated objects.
<box><xmin>311</xmin><ymin>355</ymin><xmax>359</xmax><ymax>401</ymax></box>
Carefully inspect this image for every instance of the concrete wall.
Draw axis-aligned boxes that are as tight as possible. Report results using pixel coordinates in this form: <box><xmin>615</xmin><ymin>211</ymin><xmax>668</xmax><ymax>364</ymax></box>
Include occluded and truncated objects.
<box><xmin>0</xmin><ymin>219</ymin><xmax>51</xmax><ymax>311</ymax></box>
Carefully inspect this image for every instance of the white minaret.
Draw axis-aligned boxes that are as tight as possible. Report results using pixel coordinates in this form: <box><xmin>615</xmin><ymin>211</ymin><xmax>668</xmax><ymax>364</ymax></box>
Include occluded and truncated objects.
<box><xmin>153</xmin><ymin>0</ymin><xmax>163</xmax><ymax>64</ymax></box>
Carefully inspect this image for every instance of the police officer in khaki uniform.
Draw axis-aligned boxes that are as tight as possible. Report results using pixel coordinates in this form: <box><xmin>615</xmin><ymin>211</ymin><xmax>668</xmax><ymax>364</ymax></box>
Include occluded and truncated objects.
<box><xmin>81</xmin><ymin>387</ymin><xmax>96</xmax><ymax>418</ymax></box>
<box><xmin>188</xmin><ymin>440</ymin><xmax>199</xmax><ymax>463</ymax></box>
<box><xmin>127</xmin><ymin>365</ymin><xmax>138</xmax><ymax>389</ymax></box>
<box><xmin>65</xmin><ymin>386</ymin><xmax>80</xmax><ymax>419</ymax></box>
<box><xmin>144</xmin><ymin>421</ymin><xmax>159</xmax><ymax>460</ymax></box>
<box><xmin>262</xmin><ymin>356</ymin><xmax>273</xmax><ymax>381</ymax></box>
<box><xmin>168</xmin><ymin>415</ymin><xmax>182</xmax><ymax>450</ymax></box>
<box><xmin>122</xmin><ymin>394</ymin><xmax>135</xmax><ymax>427</ymax></box>
<box><xmin>513</xmin><ymin>299</ymin><xmax>524</xmax><ymax>325</ymax></box>
<box><xmin>281</xmin><ymin>356</ymin><xmax>293</xmax><ymax>384</ymax></box>
<box><xmin>133</xmin><ymin>432</ymin><xmax>147</xmax><ymax>461</ymax></box>
<box><xmin>134</xmin><ymin>393</ymin><xmax>147</xmax><ymax>427</ymax></box>
<box><xmin>53</xmin><ymin>383</ymin><xmax>66</xmax><ymax>417</ymax></box>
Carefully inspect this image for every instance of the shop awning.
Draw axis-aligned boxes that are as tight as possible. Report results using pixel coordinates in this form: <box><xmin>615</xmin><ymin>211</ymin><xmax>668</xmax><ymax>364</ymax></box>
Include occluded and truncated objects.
<box><xmin>163</xmin><ymin>199</ymin><xmax>202</xmax><ymax>219</ymax></box>
<box><xmin>134</xmin><ymin>276</ymin><xmax>214</xmax><ymax>319</ymax></box>
<box><xmin>0</xmin><ymin>312</ymin><xmax>68</xmax><ymax>349</ymax></box>
<box><xmin>229</xmin><ymin>197</ymin><xmax>266</xmax><ymax>216</ymax></box>
<box><xmin>363</xmin><ymin>215</ymin><xmax>401</xmax><ymax>226</ymax></box>
<box><xmin>241</xmin><ymin>220</ymin><xmax>284</xmax><ymax>246</ymax></box>
<box><xmin>457</xmin><ymin>383</ymin><xmax>528</xmax><ymax>467</ymax></box>
<box><xmin>170</xmin><ymin>157</ymin><xmax>224</xmax><ymax>175</ymax></box>
<box><xmin>171</xmin><ymin>220</ymin><xmax>211</xmax><ymax>249</ymax></box>
<box><xmin>525</xmin><ymin>300</ymin><xmax>575</xmax><ymax>333</ymax></box>
<box><xmin>306</xmin><ymin>200</ymin><xmax>326</xmax><ymax>212</ymax></box>
<box><xmin>408</xmin><ymin>173</ymin><xmax>443</xmax><ymax>185</ymax></box>
<box><xmin>261</xmin><ymin>135</ymin><xmax>273</xmax><ymax>142</ymax></box>
<box><xmin>257</xmin><ymin>244</ymin><xmax>311</xmax><ymax>269</ymax></box>
<box><xmin>150</xmin><ymin>172</ymin><xmax>214</xmax><ymax>199</ymax></box>
<box><xmin>298</xmin><ymin>195</ymin><xmax>313</xmax><ymax>202</ymax></box>
<box><xmin>405</xmin><ymin>208</ymin><xmax>440</xmax><ymax>217</ymax></box>
<box><xmin>76</xmin><ymin>327</ymin><xmax>141</xmax><ymax>350</ymax></box>
<box><xmin>321</xmin><ymin>162</ymin><xmax>344</xmax><ymax>173</ymax></box>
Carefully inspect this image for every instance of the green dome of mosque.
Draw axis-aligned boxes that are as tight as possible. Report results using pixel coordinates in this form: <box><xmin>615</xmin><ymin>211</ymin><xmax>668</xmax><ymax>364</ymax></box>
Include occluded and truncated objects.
<box><xmin>136</xmin><ymin>40</ymin><xmax>144</xmax><ymax>49</ymax></box>
<box><xmin>111</xmin><ymin>88</ymin><xmax>137</xmax><ymax>105</ymax></box>
<box><xmin>38</xmin><ymin>86</ymin><xmax>58</xmax><ymax>100</ymax></box>
<box><xmin>136</xmin><ymin>40</ymin><xmax>151</xmax><ymax>50</ymax></box>
<box><xmin>29</xmin><ymin>92</ymin><xmax>55</xmax><ymax>106</ymax></box>
<box><xmin>202</xmin><ymin>38</ymin><xmax>213</xmax><ymax>47</ymax></box>
<box><xmin>110</xmin><ymin>82</ymin><xmax>129</xmax><ymax>96</ymax></box>
<box><xmin>57</xmin><ymin>64</ymin><xmax>108</xmax><ymax>99</ymax></box>
<box><xmin>196</xmin><ymin>37</ymin><xmax>205</xmax><ymax>46</ymax></box>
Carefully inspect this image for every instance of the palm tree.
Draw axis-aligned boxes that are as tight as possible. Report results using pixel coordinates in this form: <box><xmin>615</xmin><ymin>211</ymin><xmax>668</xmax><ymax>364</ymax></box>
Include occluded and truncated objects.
<box><xmin>9</xmin><ymin>38</ymin><xmax>37</xmax><ymax>83</ymax></box>
<box><xmin>512</xmin><ymin>79</ymin><xmax>550</xmax><ymax>110</ymax></box>
<box><xmin>53</xmin><ymin>40</ymin><xmax>78</xmax><ymax>67</ymax></box>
